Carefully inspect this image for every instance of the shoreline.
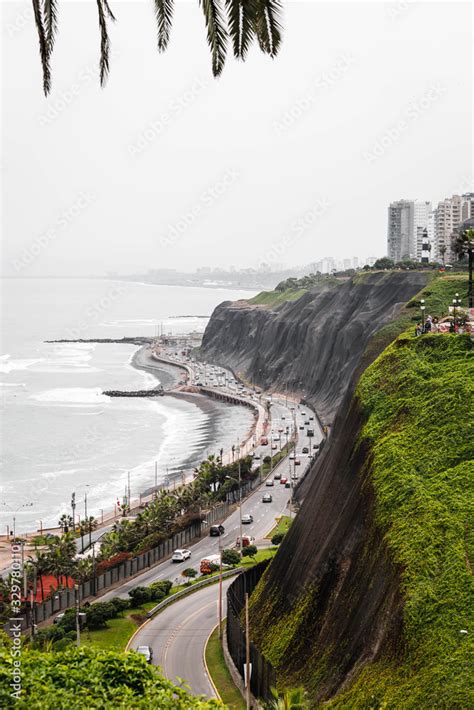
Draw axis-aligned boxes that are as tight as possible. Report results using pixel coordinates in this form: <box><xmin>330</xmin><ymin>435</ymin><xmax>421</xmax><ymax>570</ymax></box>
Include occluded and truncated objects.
<box><xmin>0</xmin><ymin>343</ymin><xmax>261</xmax><ymax>546</ymax></box>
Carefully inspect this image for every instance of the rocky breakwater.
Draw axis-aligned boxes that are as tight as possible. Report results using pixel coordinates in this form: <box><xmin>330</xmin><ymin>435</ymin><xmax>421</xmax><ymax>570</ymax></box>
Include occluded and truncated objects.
<box><xmin>103</xmin><ymin>386</ymin><xmax>164</xmax><ymax>397</ymax></box>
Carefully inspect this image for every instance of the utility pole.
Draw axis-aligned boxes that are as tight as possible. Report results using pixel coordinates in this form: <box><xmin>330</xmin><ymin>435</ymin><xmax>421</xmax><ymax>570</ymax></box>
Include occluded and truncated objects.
<box><xmin>127</xmin><ymin>472</ymin><xmax>131</xmax><ymax>511</ymax></box>
<box><xmin>71</xmin><ymin>492</ymin><xmax>76</xmax><ymax>531</ymax></box>
<box><xmin>245</xmin><ymin>592</ymin><xmax>251</xmax><ymax>710</ymax></box>
<box><xmin>238</xmin><ymin>447</ymin><xmax>243</xmax><ymax>556</ymax></box>
<box><xmin>218</xmin><ymin>534</ymin><xmax>223</xmax><ymax>640</ymax></box>
<box><xmin>154</xmin><ymin>462</ymin><xmax>158</xmax><ymax>500</ymax></box>
<box><xmin>75</xmin><ymin>584</ymin><xmax>81</xmax><ymax>646</ymax></box>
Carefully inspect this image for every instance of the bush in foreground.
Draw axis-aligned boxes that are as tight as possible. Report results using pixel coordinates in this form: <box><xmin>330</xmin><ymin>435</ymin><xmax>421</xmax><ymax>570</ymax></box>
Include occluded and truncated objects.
<box><xmin>0</xmin><ymin>645</ymin><xmax>222</xmax><ymax>709</ymax></box>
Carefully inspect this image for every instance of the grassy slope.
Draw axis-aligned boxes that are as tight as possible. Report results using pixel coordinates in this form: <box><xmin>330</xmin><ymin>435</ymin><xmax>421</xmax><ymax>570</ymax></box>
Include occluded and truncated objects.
<box><xmin>329</xmin><ymin>329</ymin><xmax>473</xmax><ymax>708</ymax></box>
<box><xmin>247</xmin><ymin>288</ymin><xmax>308</xmax><ymax>306</ymax></box>
<box><xmin>248</xmin><ymin>275</ymin><xmax>473</xmax><ymax>707</ymax></box>
<box><xmin>205</xmin><ymin>625</ymin><xmax>246</xmax><ymax>710</ymax></box>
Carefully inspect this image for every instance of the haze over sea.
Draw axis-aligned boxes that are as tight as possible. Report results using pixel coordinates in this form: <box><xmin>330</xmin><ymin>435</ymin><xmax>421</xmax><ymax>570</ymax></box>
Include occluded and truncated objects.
<box><xmin>0</xmin><ymin>279</ymin><xmax>256</xmax><ymax>534</ymax></box>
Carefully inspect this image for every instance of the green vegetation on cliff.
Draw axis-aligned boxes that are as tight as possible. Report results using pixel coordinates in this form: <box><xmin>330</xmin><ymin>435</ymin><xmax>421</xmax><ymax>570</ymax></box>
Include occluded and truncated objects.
<box><xmin>248</xmin><ymin>275</ymin><xmax>473</xmax><ymax>707</ymax></box>
<box><xmin>331</xmin><ymin>330</ymin><xmax>473</xmax><ymax>708</ymax></box>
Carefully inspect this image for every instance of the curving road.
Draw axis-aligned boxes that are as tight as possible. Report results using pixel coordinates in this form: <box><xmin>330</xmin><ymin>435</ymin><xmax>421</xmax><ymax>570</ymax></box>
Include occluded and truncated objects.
<box><xmin>130</xmin><ymin>578</ymin><xmax>233</xmax><ymax>697</ymax></box>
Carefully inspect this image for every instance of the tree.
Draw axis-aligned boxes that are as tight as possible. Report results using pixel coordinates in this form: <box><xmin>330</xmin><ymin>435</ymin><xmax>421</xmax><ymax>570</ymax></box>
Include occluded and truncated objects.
<box><xmin>271</xmin><ymin>532</ymin><xmax>285</xmax><ymax>545</ymax></box>
<box><xmin>31</xmin><ymin>0</ymin><xmax>284</xmax><ymax>95</ymax></box>
<box><xmin>452</xmin><ymin>226</ymin><xmax>474</xmax><ymax>307</ymax></box>
<box><xmin>58</xmin><ymin>514</ymin><xmax>74</xmax><ymax>534</ymax></box>
<box><xmin>373</xmin><ymin>257</ymin><xmax>395</xmax><ymax>270</ymax></box>
<box><xmin>267</xmin><ymin>686</ymin><xmax>310</xmax><ymax>709</ymax></box>
<box><xmin>241</xmin><ymin>544</ymin><xmax>257</xmax><ymax>558</ymax></box>
<box><xmin>221</xmin><ymin>548</ymin><xmax>240</xmax><ymax>566</ymax></box>
<box><xmin>182</xmin><ymin>567</ymin><xmax>198</xmax><ymax>581</ymax></box>
<box><xmin>439</xmin><ymin>244</ymin><xmax>447</xmax><ymax>267</ymax></box>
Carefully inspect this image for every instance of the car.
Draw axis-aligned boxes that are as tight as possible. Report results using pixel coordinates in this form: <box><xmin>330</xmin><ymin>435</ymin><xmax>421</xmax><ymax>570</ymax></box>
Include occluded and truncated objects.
<box><xmin>242</xmin><ymin>514</ymin><xmax>254</xmax><ymax>524</ymax></box>
<box><xmin>271</xmin><ymin>444</ymin><xmax>278</xmax><ymax>450</ymax></box>
<box><xmin>299</xmin><ymin>425</ymin><xmax>304</xmax><ymax>430</ymax></box>
<box><xmin>273</xmin><ymin>472</ymin><xmax>281</xmax><ymax>480</ymax></box>
<box><xmin>172</xmin><ymin>548</ymin><xmax>191</xmax><ymax>562</ymax></box>
<box><xmin>302</xmin><ymin>447</ymin><xmax>309</xmax><ymax>454</ymax></box>
<box><xmin>236</xmin><ymin>535</ymin><xmax>255</xmax><ymax>548</ymax></box>
<box><xmin>262</xmin><ymin>493</ymin><xmax>273</xmax><ymax>503</ymax></box>
<box><xmin>301</xmin><ymin>411</ymin><xmax>306</xmax><ymax>416</ymax></box>
<box><xmin>272</xmin><ymin>435</ymin><xmax>280</xmax><ymax>441</ymax></box>
<box><xmin>281</xmin><ymin>415</ymin><xmax>286</xmax><ymax>419</ymax></box>
<box><xmin>253</xmin><ymin>454</ymin><xmax>261</xmax><ymax>460</ymax></box>
<box><xmin>291</xmin><ymin>473</ymin><xmax>299</xmax><ymax>480</ymax></box>
<box><xmin>295</xmin><ymin>459</ymin><xmax>301</xmax><ymax>466</ymax></box>
<box><xmin>266</xmin><ymin>479</ymin><xmax>274</xmax><ymax>486</ymax></box>
<box><xmin>304</xmin><ymin>420</ymin><xmax>310</xmax><ymax>425</ymax></box>
<box><xmin>285</xmin><ymin>481</ymin><xmax>291</xmax><ymax>488</ymax></box>
<box><xmin>136</xmin><ymin>645</ymin><xmax>153</xmax><ymax>663</ymax></box>
<box><xmin>280</xmin><ymin>477</ymin><xmax>288</xmax><ymax>484</ymax></box>
<box><xmin>313</xmin><ymin>444</ymin><xmax>319</xmax><ymax>450</ymax></box>
<box><xmin>289</xmin><ymin>453</ymin><xmax>295</xmax><ymax>460</ymax></box>
<box><xmin>210</xmin><ymin>524</ymin><xmax>225</xmax><ymax>536</ymax></box>
<box><xmin>309</xmin><ymin>416</ymin><xmax>314</xmax><ymax>421</ymax></box>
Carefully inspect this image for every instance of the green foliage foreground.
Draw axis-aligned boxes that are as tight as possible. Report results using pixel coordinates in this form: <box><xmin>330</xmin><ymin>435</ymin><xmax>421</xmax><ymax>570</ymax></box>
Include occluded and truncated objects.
<box><xmin>0</xmin><ymin>645</ymin><xmax>222</xmax><ymax>709</ymax></box>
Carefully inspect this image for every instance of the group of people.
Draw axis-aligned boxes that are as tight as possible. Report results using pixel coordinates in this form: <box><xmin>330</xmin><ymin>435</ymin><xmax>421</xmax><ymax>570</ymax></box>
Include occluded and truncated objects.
<box><xmin>415</xmin><ymin>316</ymin><xmax>438</xmax><ymax>336</ymax></box>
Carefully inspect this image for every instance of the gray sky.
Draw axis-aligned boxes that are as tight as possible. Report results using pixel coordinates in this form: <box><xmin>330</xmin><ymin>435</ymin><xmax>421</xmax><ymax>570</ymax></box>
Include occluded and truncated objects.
<box><xmin>2</xmin><ymin>1</ymin><xmax>472</xmax><ymax>277</ymax></box>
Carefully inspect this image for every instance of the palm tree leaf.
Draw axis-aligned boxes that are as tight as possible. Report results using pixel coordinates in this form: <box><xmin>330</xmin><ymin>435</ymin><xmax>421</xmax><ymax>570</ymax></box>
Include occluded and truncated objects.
<box><xmin>225</xmin><ymin>0</ymin><xmax>257</xmax><ymax>59</ymax></box>
<box><xmin>102</xmin><ymin>0</ymin><xmax>116</xmax><ymax>22</ymax></box>
<box><xmin>153</xmin><ymin>0</ymin><xmax>174</xmax><ymax>52</ymax></box>
<box><xmin>200</xmin><ymin>0</ymin><xmax>228</xmax><ymax>77</ymax></box>
<box><xmin>96</xmin><ymin>0</ymin><xmax>111</xmax><ymax>86</ymax></box>
<box><xmin>254</xmin><ymin>0</ymin><xmax>283</xmax><ymax>57</ymax></box>
<box><xmin>43</xmin><ymin>0</ymin><xmax>58</xmax><ymax>54</ymax></box>
<box><xmin>32</xmin><ymin>0</ymin><xmax>51</xmax><ymax>95</ymax></box>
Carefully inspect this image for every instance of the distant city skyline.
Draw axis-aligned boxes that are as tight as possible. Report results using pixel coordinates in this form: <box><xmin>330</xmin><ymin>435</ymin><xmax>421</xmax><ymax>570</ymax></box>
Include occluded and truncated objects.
<box><xmin>3</xmin><ymin>2</ymin><xmax>472</xmax><ymax>278</ymax></box>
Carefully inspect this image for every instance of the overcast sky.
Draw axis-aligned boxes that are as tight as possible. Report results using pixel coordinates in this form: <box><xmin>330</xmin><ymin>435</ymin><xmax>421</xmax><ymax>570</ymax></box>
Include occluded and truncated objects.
<box><xmin>2</xmin><ymin>1</ymin><xmax>472</xmax><ymax>277</ymax></box>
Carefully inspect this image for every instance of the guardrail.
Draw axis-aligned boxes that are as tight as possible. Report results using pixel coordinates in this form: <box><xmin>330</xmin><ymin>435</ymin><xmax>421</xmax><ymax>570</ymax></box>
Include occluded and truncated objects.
<box><xmin>146</xmin><ymin>568</ymin><xmax>242</xmax><ymax>619</ymax></box>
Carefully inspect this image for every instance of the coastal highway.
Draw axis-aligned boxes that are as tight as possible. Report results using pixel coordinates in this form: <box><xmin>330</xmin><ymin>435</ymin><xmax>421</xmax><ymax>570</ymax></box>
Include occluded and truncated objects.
<box><xmin>129</xmin><ymin>578</ymin><xmax>234</xmax><ymax>697</ymax></box>
<box><xmin>97</xmin><ymin>442</ymin><xmax>296</xmax><ymax>602</ymax></box>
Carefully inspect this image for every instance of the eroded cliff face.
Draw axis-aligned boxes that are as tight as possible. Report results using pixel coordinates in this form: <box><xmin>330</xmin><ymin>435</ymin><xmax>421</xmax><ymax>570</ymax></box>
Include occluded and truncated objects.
<box><xmin>247</xmin><ymin>392</ymin><xmax>403</xmax><ymax>701</ymax></box>
<box><xmin>200</xmin><ymin>271</ymin><xmax>433</xmax><ymax>704</ymax></box>
<box><xmin>201</xmin><ymin>271</ymin><xmax>429</xmax><ymax>424</ymax></box>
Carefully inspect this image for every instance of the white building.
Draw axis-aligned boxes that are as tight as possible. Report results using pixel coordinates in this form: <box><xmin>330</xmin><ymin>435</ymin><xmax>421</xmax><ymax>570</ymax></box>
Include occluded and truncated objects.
<box><xmin>432</xmin><ymin>193</ymin><xmax>474</xmax><ymax>263</ymax></box>
<box><xmin>387</xmin><ymin>200</ymin><xmax>431</xmax><ymax>262</ymax></box>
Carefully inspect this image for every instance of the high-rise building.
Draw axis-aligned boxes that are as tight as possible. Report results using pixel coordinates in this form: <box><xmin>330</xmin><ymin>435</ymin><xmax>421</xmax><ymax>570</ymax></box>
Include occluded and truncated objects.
<box><xmin>432</xmin><ymin>193</ymin><xmax>473</xmax><ymax>263</ymax></box>
<box><xmin>387</xmin><ymin>200</ymin><xmax>431</xmax><ymax>262</ymax></box>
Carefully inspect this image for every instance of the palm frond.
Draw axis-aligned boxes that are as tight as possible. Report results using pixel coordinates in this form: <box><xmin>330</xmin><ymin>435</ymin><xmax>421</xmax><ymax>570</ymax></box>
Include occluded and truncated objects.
<box><xmin>225</xmin><ymin>0</ymin><xmax>257</xmax><ymax>59</ymax></box>
<box><xmin>96</xmin><ymin>0</ymin><xmax>111</xmax><ymax>86</ymax></box>
<box><xmin>102</xmin><ymin>0</ymin><xmax>116</xmax><ymax>22</ymax></box>
<box><xmin>32</xmin><ymin>0</ymin><xmax>51</xmax><ymax>95</ymax></box>
<box><xmin>254</xmin><ymin>0</ymin><xmax>283</xmax><ymax>57</ymax></box>
<box><xmin>200</xmin><ymin>0</ymin><xmax>228</xmax><ymax>77</ymax></box>
<box><xmin>43</xmin><ymin>0</ymin><xmax>58</xmax><ymax>54</ymax></box>
<box><xmin>153</xmin><ymin>0</ymin><xmax>174</xmax><ymax>52</ymax></box>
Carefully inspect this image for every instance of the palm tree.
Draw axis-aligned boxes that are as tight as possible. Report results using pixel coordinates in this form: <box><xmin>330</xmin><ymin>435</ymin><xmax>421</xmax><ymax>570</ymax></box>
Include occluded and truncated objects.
<box><xmin>266</xmin><ymin>687</ymin><xmax>310</xmax><ymax>710</ymax></box>
<box><xmin>439</xmin><ymin>244</ymin><xmax>447</xmax><ymax>267</ymax></box>
<box><xmin>32</xmin><ymin>0</ymin><xmax>283</xmax><ymax>95</ymax></box>
<box><xmin>452</xmin><ymin>226</ymin><xmax>474</xmax><ymax>308</ymax></box>
<box><xmin>58</xmin><ymin>513</ymin><xmax>74</xmax><ymax>534</ymax></box>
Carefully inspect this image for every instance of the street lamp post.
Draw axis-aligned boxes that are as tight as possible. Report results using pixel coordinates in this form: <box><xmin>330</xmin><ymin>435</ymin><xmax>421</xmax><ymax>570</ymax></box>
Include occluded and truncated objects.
<box><xmin>420</xmin><ymin>300</ymin><xmax>426</xmax><ymax>332</ymax></box>
<box><xmin>452</xmin><ymin>293</ymin><xmax>461</xmax><ymax>332</ymax></box>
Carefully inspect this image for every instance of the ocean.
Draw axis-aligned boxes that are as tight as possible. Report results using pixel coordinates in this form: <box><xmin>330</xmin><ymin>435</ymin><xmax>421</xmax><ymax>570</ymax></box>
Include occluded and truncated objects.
<box><xmin>0</xmin><ymin>279</ymin><xmax>256</xmax><ymax>534</ymax></box>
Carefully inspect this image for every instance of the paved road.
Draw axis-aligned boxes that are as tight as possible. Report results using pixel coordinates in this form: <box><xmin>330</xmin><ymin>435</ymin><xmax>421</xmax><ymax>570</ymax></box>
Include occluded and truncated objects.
<box><xmin>130</xmin><ymin>578</ymin><xmax>233</xmax><ymax>697</ymax></box>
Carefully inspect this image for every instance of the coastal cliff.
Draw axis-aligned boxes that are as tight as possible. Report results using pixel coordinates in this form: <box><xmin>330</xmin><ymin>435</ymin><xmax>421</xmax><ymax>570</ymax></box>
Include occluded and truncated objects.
<box><xmin>201</xmin><ymin>271</ymin><xmax>430</xmax><ymax>424</ymax></box>
<box><xmin>200</xmin><ymin>273</ymin><xmax>473</xmax><ymax>706</ymax></box>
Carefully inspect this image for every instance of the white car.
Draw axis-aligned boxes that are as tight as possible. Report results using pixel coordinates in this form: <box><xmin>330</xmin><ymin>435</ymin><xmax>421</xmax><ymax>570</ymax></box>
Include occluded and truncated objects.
<box><xmin>136</xmin><ymin>645</ymin><xmax>153</xmax><ymax>663</ymax></box>
<box><xmin>172</xmin><ymin>548</ymin><xmax>191</xmax><ymax>562</ymax></box>
<box><xmin>242</xmin><ymin>514</ymin><xmax>254</xmax><ymax>524</ymax></box>
<box><xmin>253</xmin><ymin>454</ymin><xmax>261</xmax><ymax>460</ymax></box>
<box><xmin>289</xmin><ymin>453</ymin><xmax>295</xmax><ymax>460</ymax></box>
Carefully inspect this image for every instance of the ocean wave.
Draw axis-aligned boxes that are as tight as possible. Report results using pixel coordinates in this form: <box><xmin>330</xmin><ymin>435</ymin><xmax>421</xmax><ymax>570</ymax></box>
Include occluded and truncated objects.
<box><xmin>0</xmin><ymin>355</ymin><xmax>44</xmax><ymax>373</ymax></box>
<box><xmin>31</xmin><ymin>388</ymin><xmax>111</xmax><ymax>405</ymax></box>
